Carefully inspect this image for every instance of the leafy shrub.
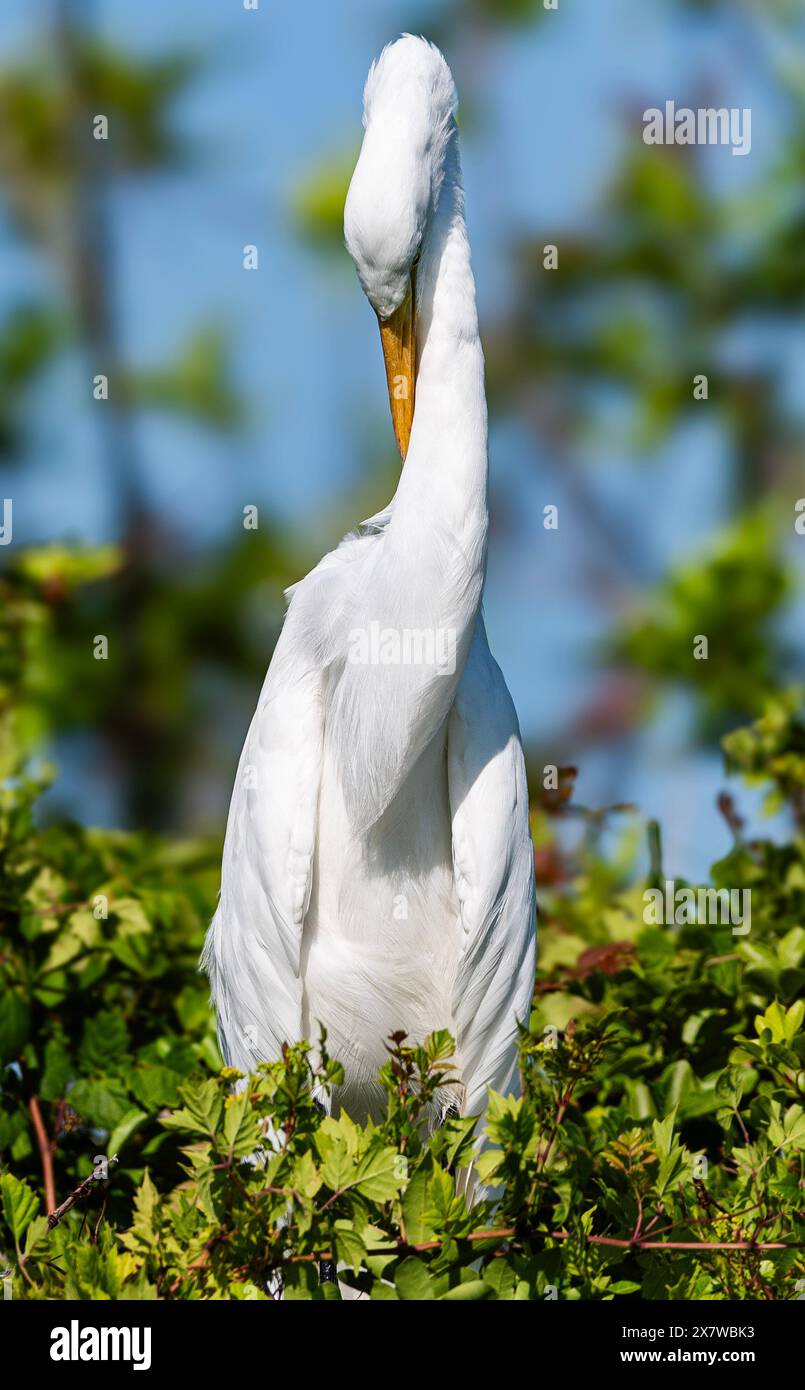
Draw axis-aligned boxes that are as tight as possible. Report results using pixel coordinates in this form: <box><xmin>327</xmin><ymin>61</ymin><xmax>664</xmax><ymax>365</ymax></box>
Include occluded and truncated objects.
<box><xmin>1</xmin><ymin>559</ymin><xmax>804</xmax><ymax>1299</ymax></box>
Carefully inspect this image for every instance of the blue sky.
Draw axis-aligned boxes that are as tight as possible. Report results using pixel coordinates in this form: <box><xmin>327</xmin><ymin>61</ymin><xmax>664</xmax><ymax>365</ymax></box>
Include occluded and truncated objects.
<box><xmin>1</xmin><ymin>0</ymin><xmax>802</xmax><ymax>877</ymax></box>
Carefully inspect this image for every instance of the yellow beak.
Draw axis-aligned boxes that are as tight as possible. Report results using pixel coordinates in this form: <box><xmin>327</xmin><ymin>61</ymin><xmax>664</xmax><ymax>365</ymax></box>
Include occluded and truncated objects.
<box><xmin>377</xmin><ymin>269</ymin><xmax>416</xmax><ymax>461</ymax></box>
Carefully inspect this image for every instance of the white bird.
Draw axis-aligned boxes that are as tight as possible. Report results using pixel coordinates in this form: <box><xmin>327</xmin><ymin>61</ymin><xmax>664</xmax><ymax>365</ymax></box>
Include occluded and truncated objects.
<box><xmin>203</xmin><ymin>35</ymin><xmax>536</xmax><ymax>1134</ymax></box>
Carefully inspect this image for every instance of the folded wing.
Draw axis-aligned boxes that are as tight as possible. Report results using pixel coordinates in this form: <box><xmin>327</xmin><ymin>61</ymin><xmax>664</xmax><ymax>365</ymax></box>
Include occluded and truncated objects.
<box><xmin>448</xmin><ymin>621</ymin><xmax>537</xmax><ymax>1119</ymax></box>
<box><xmin>202</xmin><ymin>601</ymin><xmax>324</xmax><ymax>1072</ymax></box>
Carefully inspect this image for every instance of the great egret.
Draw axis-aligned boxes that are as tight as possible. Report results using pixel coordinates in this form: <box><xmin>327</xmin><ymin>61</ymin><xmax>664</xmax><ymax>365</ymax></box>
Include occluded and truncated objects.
<box><xmin>203</xmin><ymin>35</ymin><xmax>536</xmax><ymax>1133</ymax></box>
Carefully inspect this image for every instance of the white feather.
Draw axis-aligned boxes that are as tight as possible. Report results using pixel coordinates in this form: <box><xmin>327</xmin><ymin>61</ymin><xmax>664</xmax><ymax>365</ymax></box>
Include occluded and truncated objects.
<box><xmin>203</xmin><ymin>35</ymin><xmax>536</xmax><ymax>1140</ymax></box>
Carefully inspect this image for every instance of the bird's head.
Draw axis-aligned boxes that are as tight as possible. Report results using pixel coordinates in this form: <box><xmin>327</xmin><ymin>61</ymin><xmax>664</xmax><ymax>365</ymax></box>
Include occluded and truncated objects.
<box><xmin>344</xmin><ymin>35</ymin><xmax>457</xmax><ymax>459</ymax></box>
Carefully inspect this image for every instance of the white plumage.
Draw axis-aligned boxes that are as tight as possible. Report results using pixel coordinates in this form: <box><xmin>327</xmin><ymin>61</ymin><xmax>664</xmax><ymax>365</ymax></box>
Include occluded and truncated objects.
<box><xmin>203</xmin><ymin>35</ymin><xmax>536</xmax><ymax>1134</ymax></box>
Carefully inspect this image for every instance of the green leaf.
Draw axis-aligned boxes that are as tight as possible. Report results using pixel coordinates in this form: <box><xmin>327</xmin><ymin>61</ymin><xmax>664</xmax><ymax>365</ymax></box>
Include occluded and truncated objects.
<box><xmin>80</xmin><ymin>1010</ymin><xmax>130</xmax><ymax>1071</ymax></box>
<box><xmin>440</xmin><ymin>1279</ymin><xmax>494</xmax><ymax>1300</ymax></box>
<box><xmin>394</xmin><ymin>1256</ymin><xmax>435</xmax><ymax>1301</ymax></box>
<box><xmin>162</xmin><ymin>1078</ymin><xmax>223</xmax><ymax>1138</ymax></box>
<box><xmin>781</xmin><ymin>1105</ymin><xmax>805</xmax><ymax>1151</ymax></box>
<box><xmin>0</xmin><ymin>1172</ymin><xmax>38</xmax><ymax>1242</ymax></box>
<box><xmin>108</xmin><ymin>1107</ymin><xmax>149</xmax><ymax>1156</ymax></box>
<box><xmin>18</xmin><ymin>544</ymin><xmax>121</xmax><ymax>587</ymax></box>
<box><xmin>353</xmin><ymin>1146</ymin><xmax>403</xmax><ymax>1202</ymax></box>
<box><xmin>69</xmin><ymin>1077</ymin><xmax>132</xmax><ymax>1130</ymax></box>
<box><xmin>222</xmin><ymin>1092</ymin><xmax>262</xmax><ymax>1159</ymax></box>
<box><xmin>652</xmin><ymin>1109</ymin><xmax>677</xmax><ymax>1160</ymax></box>
<box><xmin>291</xmin><ymin>1149</ymin><xmax>322</xmax><ymax>1200</ymax></box>
<box><xmin>334</xmin><ymin>1221</ymin><xmax>365</xmax><ymax>1276</ymax></box>
<box><xmin>401</xmin><ymin>1167</ymin><xmax>436</xmax><ymax>1245</ymax></box>
<box><xmin>321</xmin><ymin>1139</ymin><xmax>354</xmax><ymax>1193</ymax></box>
<box><xmin>23</xmin><ymin>1213</ymin><xmax>49</xmax><ymax>1258</ymax></box>
<box><xmin>783</xmin><ymin>999</ymin><xmax>804</xmax><ymax>1041</ymax></box>
<box><xmin>754</xmin><ymin>1001</ymin><xmax>787</xmax><ymax>1044</ymax></box>
<box><xmin>39</xmin><ymin>1036</ymin><xmax>73</xmax><ymax>1101</ymax></box>
<box><xmin>483</xmin><ymin>1259</ymin><xmax>518</xmax><ymax>1299</ymax></box>
<box><xmin>656</xmin><ymin>1147</ymin><xmax>686</xmax><ymax>1198</ymax></box>
<box><xmin>425</xmin><ymin>1029</ymin><xmax>456</xmax><ymax>1064</ymax></box>
<box><xmin>370</xmin><ymin>1282</ymin><xmax>400</xmax><ymax>1300</ymax></box>
<box><xmin>132</xmin><ymin>1171</ymin><xmax>159</xmax><ymax>1228</ymax></box>
<box><xmin>439</xmin><ymin>1113</ymin><xmax>479</xmax><ymax>1169</ymax></box>
<box><xmin>130</xmin><ymin>1063</ymin><xmax>183</xmax><ymax>1110</ymax></box>
<box><xmin>0</xmin><ymin>988</ymin><xmax>31</xmax><ymax>1064</ymax></box>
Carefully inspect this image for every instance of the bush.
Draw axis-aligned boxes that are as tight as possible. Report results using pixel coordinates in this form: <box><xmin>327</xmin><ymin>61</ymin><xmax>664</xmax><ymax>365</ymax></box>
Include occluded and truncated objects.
<box><xmin>1</xmin><ymin>560</ymin><xmax>804</xmax><ymax>1300</ymax></box>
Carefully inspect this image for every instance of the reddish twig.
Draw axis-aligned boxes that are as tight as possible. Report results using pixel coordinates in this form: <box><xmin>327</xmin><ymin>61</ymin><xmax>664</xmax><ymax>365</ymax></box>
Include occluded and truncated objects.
<box><xmin>25</xmin><ymin>1085</ymin><xmax>56</xmax><ymax>1215</ymax></box>
<box><xmin>566</xmin><ymin>1233</ymin><xmax>793</xmax><ymax>1251</ymax></box>
<box><xmin>283</xmin><ymin>1224</ymin><xmax>799</xmax><ymax>1265</ymax></box>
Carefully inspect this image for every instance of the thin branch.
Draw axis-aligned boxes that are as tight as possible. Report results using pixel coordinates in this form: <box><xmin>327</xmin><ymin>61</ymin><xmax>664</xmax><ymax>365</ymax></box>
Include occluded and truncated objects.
<box><xmin>47</xmin><ymin>1156</ymin><xmax>118</xmax><ymax>1231</ymax></box>
<box><xmin>22</xmin><ymin>1072</ymin><xmax>56</xmax><ymax>1215</ymax></box>
<box><xmin>648</xmin><ymin>1202</ymin><xmax>764</xmax><ymax>1239</ymax></box>
<box><xmin>587</xmin><ymin>1236</ymin><xmax>792</xmax><ymax>1251</ymax></box>
<box><xmin>284</xmin><ymin>1224</ymin><xmax>798</xmax><ymax>1265</ymax></box>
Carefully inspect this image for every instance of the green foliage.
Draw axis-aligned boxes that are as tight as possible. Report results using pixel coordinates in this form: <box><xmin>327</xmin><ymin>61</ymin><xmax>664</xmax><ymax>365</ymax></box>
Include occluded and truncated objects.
<box><xmin>121</xmin><ymin>327</ymin><xmax>245</xmax><ymax>432</ymax></box>
<box><xmin>723</xmin><ymin>688</ymin><xmax>805</xmax><ymax>820</ymax></box>
<box><xmin>0</xmin><ymin>558</ymin><xmax>222</xmax><ymax>1248</ymax></box>
<box><xmin>2</xmin><ymin>559</ymin><xmax>804</xmax><ymax>1300</ymax></box>
<box><xmin>0</xmin><ymin>525</ymin><xmax>309</xmax><ymax>827</ymax></box>
<box><xmin>290</xmin><ymin>152</ymin><xmax>358</xmax><ymax>255</ymax></box>
<box><xmin>618</xmin><ymin>516</ymin><xmax>791</xmax><ymax>720</ymax></box>
<box><xmin>0</xmin><ymin>304</ymin><xmax>63</xmax><ymax>459</ymax></box>
<box><xmin>0</xmin><ymin>38</ymin><xmax>195</xmax><ymax>200</ymax></box>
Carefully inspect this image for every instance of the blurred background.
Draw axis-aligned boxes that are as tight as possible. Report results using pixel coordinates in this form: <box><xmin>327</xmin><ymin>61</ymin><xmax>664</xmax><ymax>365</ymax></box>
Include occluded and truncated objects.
<box><xmin>1</xmin><ymin>0</ymin><xmax>804</xmax><ymax>881</ymax></box>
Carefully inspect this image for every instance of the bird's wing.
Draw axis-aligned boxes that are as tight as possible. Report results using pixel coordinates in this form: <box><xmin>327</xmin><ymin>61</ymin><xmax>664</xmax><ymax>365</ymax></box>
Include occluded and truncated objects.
<box><xmin>448</xmin><ymin>619</ymin><xmax>536</xmax><ymax>1119</ymax></box>
<box><xmin>202</xmin><ymin>593</ymin><xmax>324</xmax><ymax>1073</ymax></box>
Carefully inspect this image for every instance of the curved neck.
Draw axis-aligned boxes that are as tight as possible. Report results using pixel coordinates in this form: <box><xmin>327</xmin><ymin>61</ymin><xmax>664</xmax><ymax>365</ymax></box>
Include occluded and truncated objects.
<box><xmin>390</xmin><ymin>125</ymin><xmax>489</xmax><ymax>558</ymax></box>
<box><xmin>331</xmin><ymin>129</ymin><xmax>489</xmax><ymax>832</ymax></box>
